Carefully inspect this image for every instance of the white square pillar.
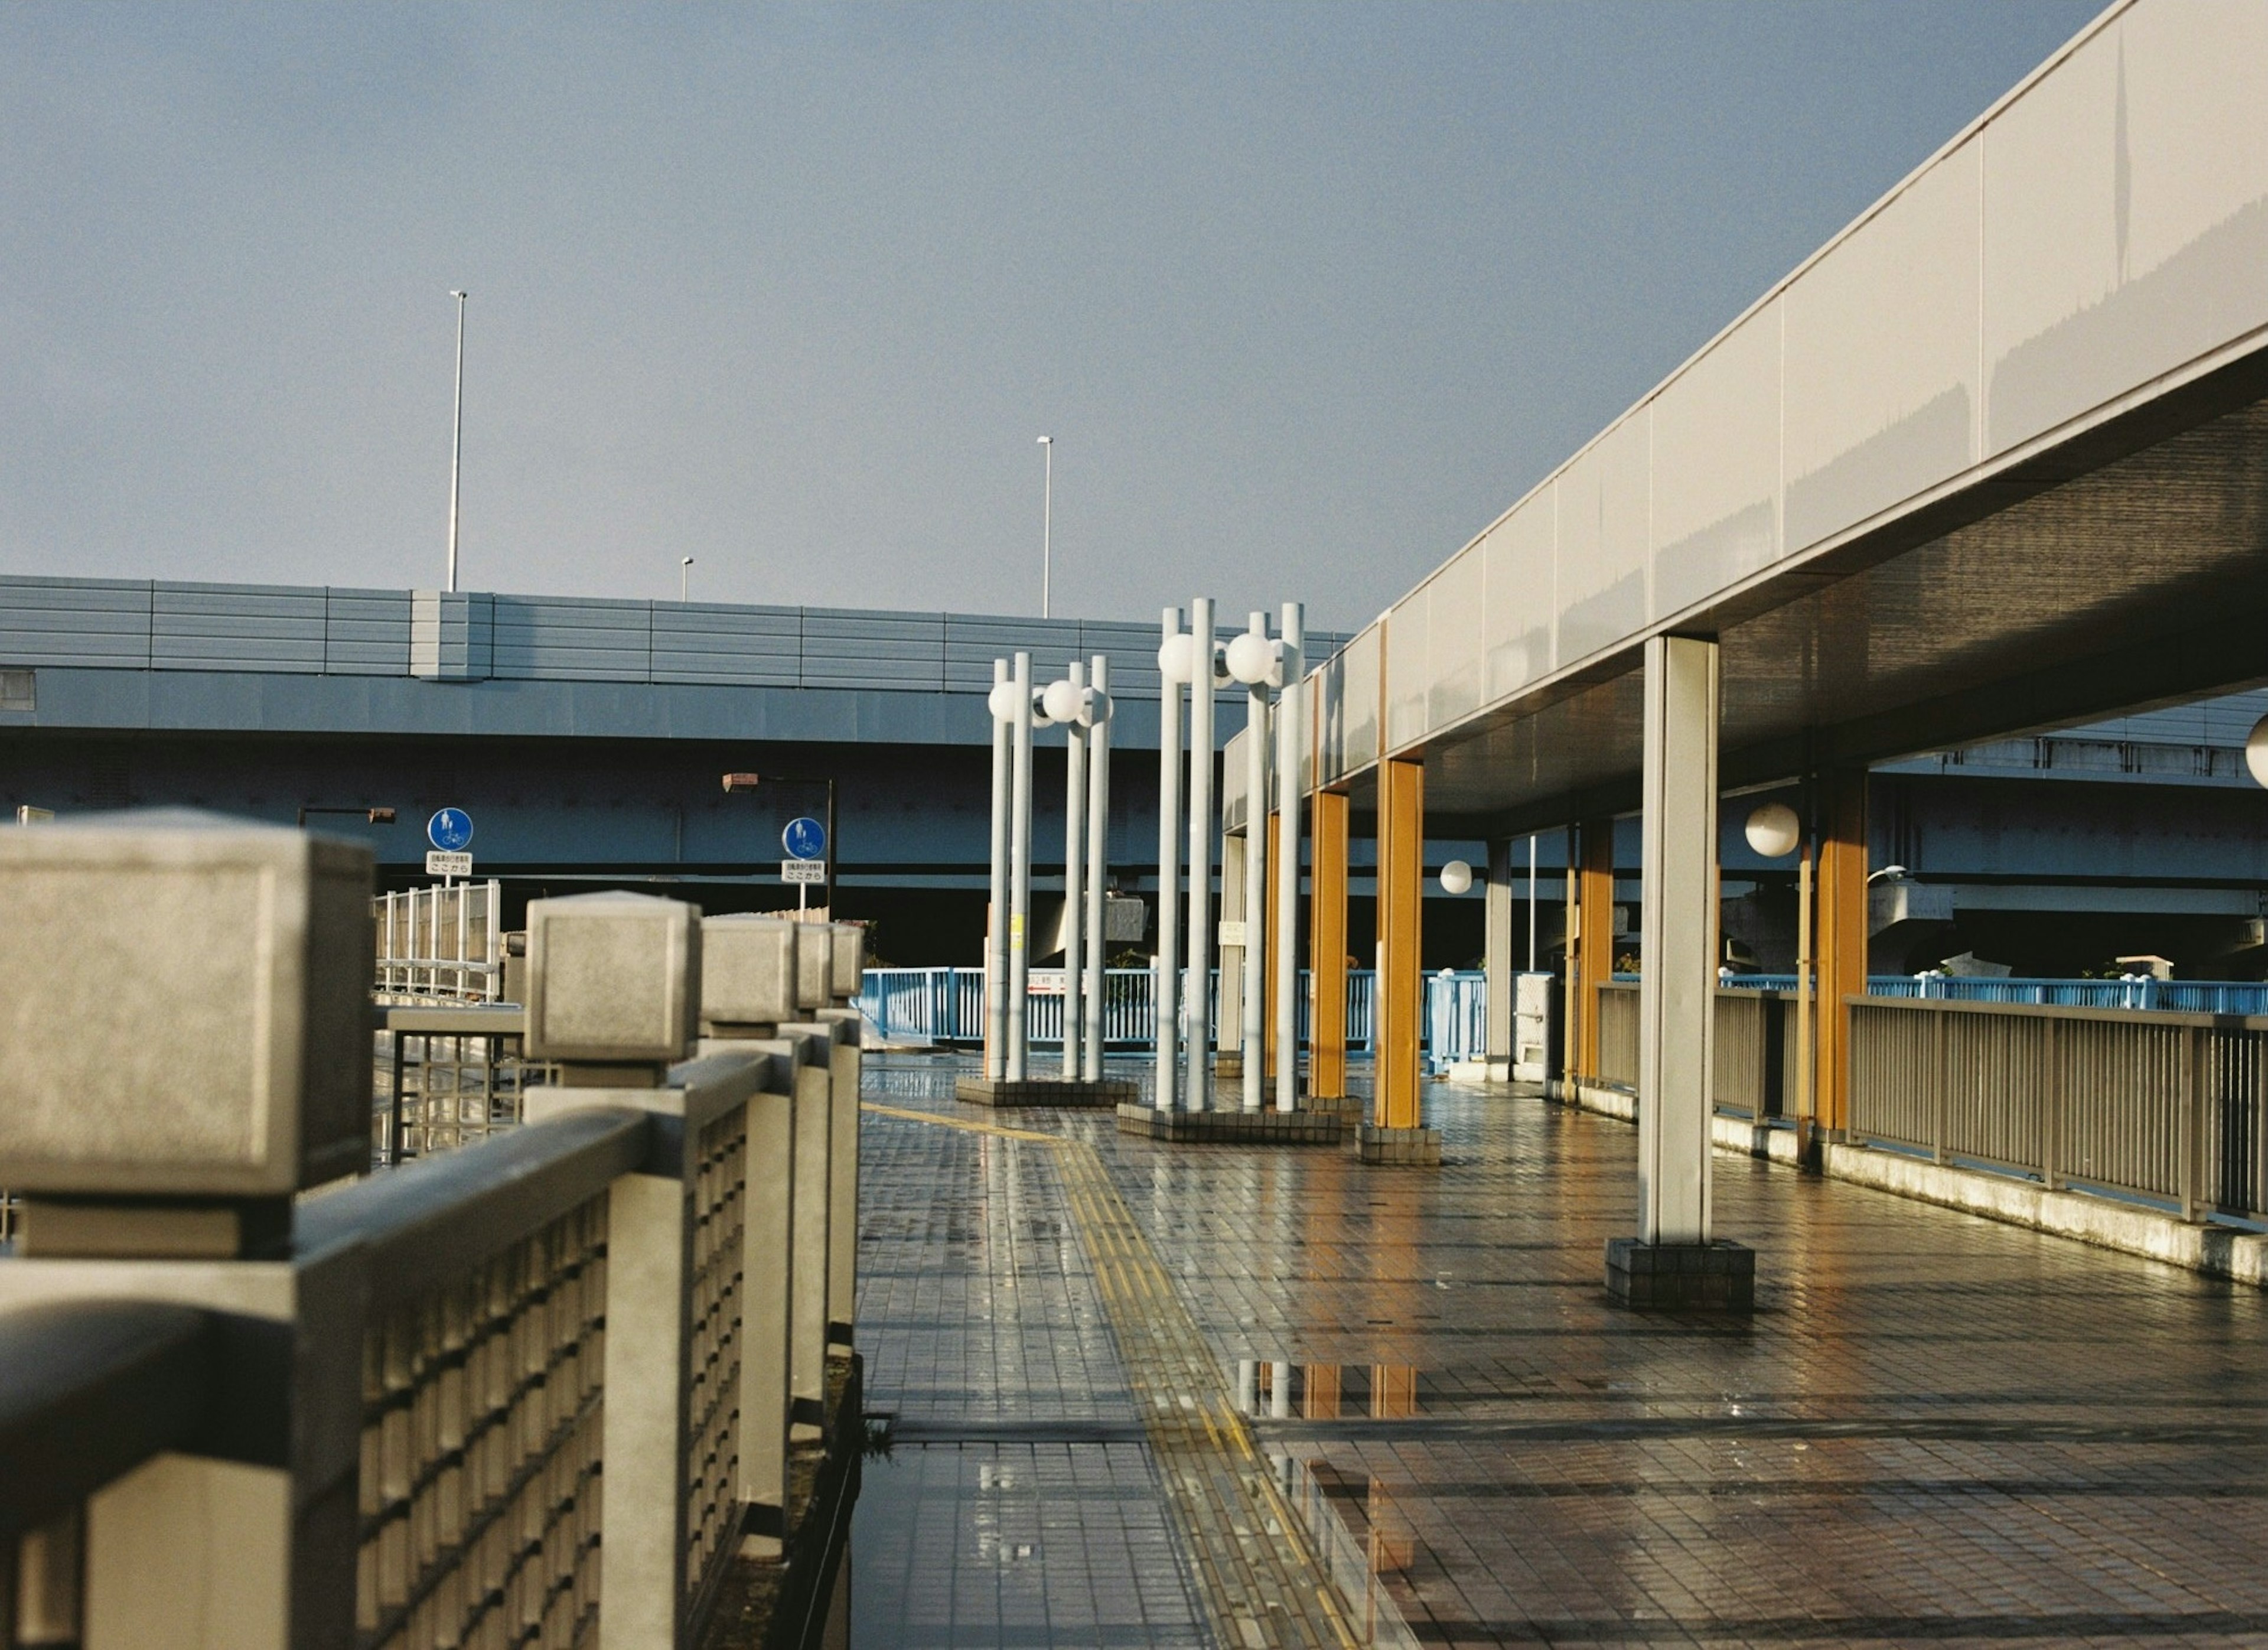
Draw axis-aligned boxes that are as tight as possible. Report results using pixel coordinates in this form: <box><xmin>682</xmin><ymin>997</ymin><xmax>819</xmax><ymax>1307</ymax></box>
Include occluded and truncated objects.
<box><xmin>1637</xmin><ymin>633</ymin><xmax>1718</xmax><ymax>1247</ymax></box>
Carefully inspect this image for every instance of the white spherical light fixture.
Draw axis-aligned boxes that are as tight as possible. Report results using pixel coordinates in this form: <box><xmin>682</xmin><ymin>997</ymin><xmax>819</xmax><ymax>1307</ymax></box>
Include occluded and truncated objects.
<box><xmin>1040</xmin><ymin>678</ymin><xmax>1080</xmax><ymax>724</ymax></box>
<box><xmin>986</xmin><ymin>680</ymin><xmax>1020</xmax><ymax>723</ymax></box>
<box><xmin>1438</xmin><ymin>858</ymin><xmax>1474</xmax><ymax>895</ymax></box>
<box><xmin>1224</xmin><ymin>630</ymin><xmax>1275</xmax><ymax>686</ymax></box>
<box><xmin>1156</xmin><ymin>633</ymin><xmax>1195</xmax><ymax>684</ymax></box>
<box><xmin>2247</xmin><ymin>714</ymin><xmax>2268</xmax><ymax>789</ymax></box>
<box><xmin>1744</xmin><ymin>802</ymin><xmax>1801</xmax><ymax>859</ymax></box>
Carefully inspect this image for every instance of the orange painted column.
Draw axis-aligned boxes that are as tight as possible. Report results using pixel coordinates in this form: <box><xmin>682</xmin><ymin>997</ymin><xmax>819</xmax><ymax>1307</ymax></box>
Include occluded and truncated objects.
<box><xmin>1575</xmin><ymin>816</ymin><xmax>1616</xmax><ymax>1080</ymax></box>
<box><xmin>1376</xmin><ymin>758</ymin><xmax>1425</xmax><ymax>1130</ymax></box>
<box><xmin>1813</xmin><ymin>769</ymin><xmax>1868</xmax><ymax>1137</ymax></box>
<box><xmin>1309</xmin><ymin>791</ymin><xmax>1350</xmax><ymax>1101</ymax></box>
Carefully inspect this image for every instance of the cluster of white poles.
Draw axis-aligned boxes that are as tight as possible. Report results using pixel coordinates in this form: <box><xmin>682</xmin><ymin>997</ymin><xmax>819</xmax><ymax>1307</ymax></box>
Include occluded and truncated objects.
<box><xmin>1153</xmin><ymin>600</ymin><xmax>1304</xmax><ymax>1113</ymax></box>
<box><xmin>980</xmin><ymin>600</ymin><xmax>1304</xmax><ymax>1109</ymax></box>
<box><xmin>984</xmin><ymin>652</ymin><xmax>1115</xmax><ymax>1082</ymax></box>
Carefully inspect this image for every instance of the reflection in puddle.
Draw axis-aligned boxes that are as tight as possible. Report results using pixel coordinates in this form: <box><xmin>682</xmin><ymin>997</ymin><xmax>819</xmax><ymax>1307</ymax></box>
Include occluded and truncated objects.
<box><xmin>1273</xmin><ymin>1453</ymin><xmax>1425</xmax><ymax>1650</ymax></box>
<box><xmin>1233</xmin><ymin>1358</ymin><xmax>1424</xmax><ymax>1420</ymax></box>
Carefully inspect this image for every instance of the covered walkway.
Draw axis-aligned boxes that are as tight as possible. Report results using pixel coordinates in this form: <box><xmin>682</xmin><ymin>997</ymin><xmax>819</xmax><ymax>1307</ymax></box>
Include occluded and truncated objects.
<box><xmin>850</xmin><ymin>1056</ymin><xmax>2268</xmax><ymax>1648</ymax></box>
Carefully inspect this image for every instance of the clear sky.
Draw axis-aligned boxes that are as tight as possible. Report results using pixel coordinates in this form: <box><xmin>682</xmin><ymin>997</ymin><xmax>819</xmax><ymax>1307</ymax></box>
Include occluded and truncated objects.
<box><xmin>0</xmin><ymin>2</ymin><xmax>2101</xmax><ymax>631</ymax></box>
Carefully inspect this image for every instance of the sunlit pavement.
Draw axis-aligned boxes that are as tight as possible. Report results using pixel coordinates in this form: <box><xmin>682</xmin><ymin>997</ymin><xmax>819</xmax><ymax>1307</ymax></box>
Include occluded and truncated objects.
<box><xmin>850</xmin><ymin>1053</ymin><xmax>2268</xmax><ymax>1648</ymax></box>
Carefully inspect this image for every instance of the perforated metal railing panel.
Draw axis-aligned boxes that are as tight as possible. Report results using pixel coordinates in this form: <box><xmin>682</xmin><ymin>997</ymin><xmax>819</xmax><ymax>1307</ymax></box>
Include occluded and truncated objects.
<box><xmin>682</xmin><ymin>1106</ymin><xmax>748</xmax><ymax>1615</ymax></box>
<box><xmin>357</xmin><ymin>1196</ymin><xmax>610</xmax><ymax>1650</ymax></box>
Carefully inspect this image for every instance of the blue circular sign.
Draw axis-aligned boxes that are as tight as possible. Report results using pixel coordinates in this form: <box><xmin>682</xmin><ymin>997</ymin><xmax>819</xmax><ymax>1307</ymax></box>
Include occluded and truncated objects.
<box><xmin>782</xmin><ymin>815</ymin><xmax>827</xmax><ymax>860</ymax></box>
<box><xmin>427</xmin><ymin>808</ymin><xmax>475</xmax><ymax>852</ymax></box>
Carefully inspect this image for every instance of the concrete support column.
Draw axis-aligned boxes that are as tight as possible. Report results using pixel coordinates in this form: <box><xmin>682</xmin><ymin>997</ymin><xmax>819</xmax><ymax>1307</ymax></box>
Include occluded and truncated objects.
<box><xmin>1185</xmin><ymin>599</ymin><xmax>1217</xmax><ymax>1110</ymax></box>
<box><xmin>1309</xmin><ymin>789</ymin><xmax>1350</xmax><ymax>1102</ymax></box>
<box><xmin>1061</xmin><ymin>659</ymin><xmax>1087</xmax><ymax>1081</ymax></box>
<box><xmin>985</xmin><ymin>658</ymin><xmax>1011</xmax><ymax>1079</ymax></box>
<box><xmin>1155</xmin><ymin>609</ymin><xmax>1184</xmax><ymax>1110</ymax></box>
<box><xmin>1362</xmin><ymin>757</ymin><xmax>1439</xmax><ymax>1163</ymax></box>
<box><xmin>1485</xmin><ymin>838</ymin><xmax>1514</xmax><ymax>1073</ymax></box>
<box><xmin>1576</xmin><ymin>816</ymin><xmax>1616</xmax><ymax>1079</ymax></box>
<box><xmin>1241</xmin><ymin>643</ymin><xmax>1269</xmax><ymax>1112</ymax></box>
<box><xmin>1262</xmin><ymin>810</ymin><xmax>1281</xmax><ymax>1088</ymax></box>
<box><xmin>1606</xmin><ymin>634</ymin><xmax>1752</xmax><ymax>1309</ymax></box>
<box><xmin>1814</xmin><ymin>767</ymin><xmax>1869</xmax><ymax>1140</ymax></box>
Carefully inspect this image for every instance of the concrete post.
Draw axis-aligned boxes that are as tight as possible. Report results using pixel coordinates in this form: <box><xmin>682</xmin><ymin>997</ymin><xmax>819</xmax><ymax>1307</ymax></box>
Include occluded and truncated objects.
<box><xmin>1061</xmin><ymin>659</ymin><xmax>1087</xmax><ymax>1081</ymax></box>
<box><xmin>1008</xmin><ymin>651</ymin><xmax>1034</xmax><ymax>1082</ymax></box>
<box><xmin>986</xmin><ymin>658</ymin><xmax>1012</xmax><ymax>1080</ymax></box>
<box><xmin>1155</xmin><ymin>608</ymin><xmax>1184</xmax><ymax>1111</ymax></box>
<box><xmin>1273</xmin><ymin>604</ymin><xmax>1304</xmax><ymax>1113</ymax></box>
<box><xmin>1485</xmin><ymin>837</ymin><xmax>1514</xmax><ymax>1075</ymax></box>
<box><xmin>1083</xmin><ymin>655</ymin><xmax>1111</xmax><ymax>1082</ymax></box>
<box><xmin>1185</xmin><ymin>598</ymin><xmax>1216</xmax><ymax>1111</ymax></box>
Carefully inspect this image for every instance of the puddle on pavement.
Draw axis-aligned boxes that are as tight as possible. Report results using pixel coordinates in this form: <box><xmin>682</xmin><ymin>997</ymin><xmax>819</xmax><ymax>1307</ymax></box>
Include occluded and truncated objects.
<box><xmin>1233</xmin><ymin>1357</ymin><xmax>1426</xmax><ymax>1419</ymax></box>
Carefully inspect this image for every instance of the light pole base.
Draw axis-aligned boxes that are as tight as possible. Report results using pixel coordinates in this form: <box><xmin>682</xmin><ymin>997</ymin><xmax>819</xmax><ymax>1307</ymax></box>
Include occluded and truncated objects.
<box><xmin>955</xmin><ymin>1076</ymin><xmax>1136</xmax><ymax>1108</ymax></box>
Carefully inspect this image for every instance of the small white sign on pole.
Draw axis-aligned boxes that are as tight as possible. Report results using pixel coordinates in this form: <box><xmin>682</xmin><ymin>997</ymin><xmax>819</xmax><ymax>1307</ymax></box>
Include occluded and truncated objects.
<box><xmin>426</xmin><ymin>850</ymin><xmax>474</xmax><ymax>878</ymax></box>
<box><xmin>781</xmin><ymin>858</ymin><xmax>827</xmax><ymax>885</ymax></box>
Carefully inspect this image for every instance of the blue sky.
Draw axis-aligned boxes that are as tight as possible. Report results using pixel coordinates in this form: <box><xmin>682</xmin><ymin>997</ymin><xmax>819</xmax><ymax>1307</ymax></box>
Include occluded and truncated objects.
<box><xmin>0</xmin><ymin>2</ymin><xmax>2100</xmax><ymax>629</ymax></box>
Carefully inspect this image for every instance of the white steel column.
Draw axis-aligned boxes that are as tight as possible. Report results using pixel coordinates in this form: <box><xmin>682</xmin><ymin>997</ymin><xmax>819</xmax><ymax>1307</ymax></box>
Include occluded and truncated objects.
<box><xmin>1637</xmin><ymin>633</ymin><xmax>1719</xmax><ymax>1245</ymax></box>
<box><xmin>1273</xmin><ymin>603</ymin><xmax>1304</xmax><ymax>1112</ymax></box>
<box><xmin>1061</xmin><ymin>659</ymin><xmax>1087</xmax><ymax>1081</ymax></box>
<box><xmin>1240</xmin><ymin>614</ymin><xmax>1269</xmax><ymax>1112</ymax></box>
<box><xmin>1008</xmin><ymin>651</ymin><xmax>1035</xmax><ymax>1082</ymax></box>
<box><xmin>986</xmin><ymin>658</ymin><xmax>1012</xmax><ymax>1079</ymax></box>
<box><xmin>1083</xmin><ymin>654</ymin><xmax>1111</xmax><ymax>1082</ymax></box>
<box><xmin>1184</xmin><ymin>597</ymin><xmax>1216</xmax><ymax>1110</ymax></box>
<box><xmin>1155</xmin><ymin>610</ymin><xmax>1184</xmax><ymax>1110</ymax></box>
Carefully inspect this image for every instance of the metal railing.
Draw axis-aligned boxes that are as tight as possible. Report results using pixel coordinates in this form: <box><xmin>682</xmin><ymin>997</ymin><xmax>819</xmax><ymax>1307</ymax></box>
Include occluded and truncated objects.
<box><xmin>1592</xmin><ymin>982</ymin><xmax>1789</xmax><ymax>1120</ymax></box>
<box><xmin>375</xmin><ymin>881</ymin><xmax>503</xmax><ymax>1001</ymax></box>
<box><xmin>1849</xmin><ymin>997</ymin><xmax>2267</xmax><ymax>1223</ymax></box>
<box><xmin>373</xmin><ymin>1004</ymin><xmax>555</xmax><ymax>1166</ymax></box>
<box><xmin>855</xmin><ymin>965</ymin><xmax>1416</xmax><ymax>1059</ymax></box>
<box><xmin>1728</xmin><ymin>972</ymin><xmax>2268</xmax><ymax>1016</ymax></box>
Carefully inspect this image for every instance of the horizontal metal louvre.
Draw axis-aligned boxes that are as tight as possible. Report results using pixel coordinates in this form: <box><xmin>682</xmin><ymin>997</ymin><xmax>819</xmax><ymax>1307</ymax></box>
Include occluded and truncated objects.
<box><xmin>325</xmin><ymin>590</ymin><xmax>412</xmax><ymax>674</ymax></box>
<box><xmin>651</xmin><ymin>603</ymin><xmax>801</xmax><ymax>686</ymax></box>
<box><xmin>491</xmin><ymin>597</ymin><xmax>652</xmax><ymax>681</ymax></box>
<box><xmin>0</xmin><ymin>577</ymin><xmax>154</xmax><ymax>666</ymax></box>
<box><xmin>153</xmin><ymin>582</ymin><xmax>325</xmax><ymax>672</ymax></box>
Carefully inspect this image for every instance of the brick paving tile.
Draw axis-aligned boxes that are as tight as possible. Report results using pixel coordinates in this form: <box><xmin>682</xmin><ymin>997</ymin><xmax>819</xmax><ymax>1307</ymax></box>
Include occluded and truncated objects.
<box><xmin>851</xmin><ymin>1055</ymin><xmax>2268</xmax><ymax>1648</ymax></box>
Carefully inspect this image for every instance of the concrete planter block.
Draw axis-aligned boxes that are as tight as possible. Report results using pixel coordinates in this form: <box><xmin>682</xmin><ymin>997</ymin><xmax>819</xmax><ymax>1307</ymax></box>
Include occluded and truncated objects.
<box><xmin>0</xmin><ymin>809</ymin><xmax>374</xmax><ymax>1196</ymax></box>
<box><xmin>794</xmin><ymin>923</ymin><xmax>834</xmax><ymax>1011</ymax></box>
<box><xmin>701</xmin><ymin>914</ymin><xmax>799</xmax><ymax>1029</ymax></box>
<box><xmin>524</xmin><ymin>891</ymin><xmax>699</xmax><ymax>1064</ymax></box>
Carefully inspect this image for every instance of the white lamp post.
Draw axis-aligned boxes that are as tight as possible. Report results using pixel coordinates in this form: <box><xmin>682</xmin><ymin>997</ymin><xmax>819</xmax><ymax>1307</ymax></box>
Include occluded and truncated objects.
<box><xmin>1272</xmin><ymin>603</ymin><xmax>1304</xmax><ymax>1112</ymax></box>
<box><xmin>1083</xmin><ymin>656</ymin><xmax>1113</xmax><ymax>1082</ymax></box>
<box><xmin>1744</xmin><ymin>799</ymin><xmax>1808</xmax><ymax>1135</ymax></box>
<box><xmin>1037</xmin><ymin>435</ymin><xmax>1054</xmax><ymax>619</ymax></box>
<box><xmin>1184</xmin><ymin>598</ymin><xmax>1217</xmax><ymax>1109</ymax></box>
<box><xmin>1007</xmin><ymin>651</ymin><xmax>1037</xmax><ymax>1080</ymax></box>
<box><xmin>1155</xmin><ymin>611</ymin><xmax>1188</xmax><ymax>1109</ymax></box>
<box><xmin>985</xmin><ymin>660</ymin><xmax>1015</xmax><ymax>1079</ymax></box>
<box><xmin>679</xmin><ymin>556</ymin><xmax>694</xmax><ymax>602</ymax></box>
<box><xmin>1227</xmin><ymin>613</ymin><xmax>1275</xmax><ymax>1112</ymax></box>
<box><xmin>447</xmin><ymin>289</ymin><xmax>468</xmax><ymax>594</ymax></box>
<box><xmin>1048</xmin><ymin>665</ymin><xmax>1087</xmax><ymax>1079</ymax></box>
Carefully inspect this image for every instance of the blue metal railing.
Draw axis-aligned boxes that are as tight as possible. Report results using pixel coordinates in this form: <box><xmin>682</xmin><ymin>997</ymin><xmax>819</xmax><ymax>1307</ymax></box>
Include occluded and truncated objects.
<box><xmin>1722</xmin><ymin>972</ymin><xmax>2268</xmax><ymax>1016</ymax></box>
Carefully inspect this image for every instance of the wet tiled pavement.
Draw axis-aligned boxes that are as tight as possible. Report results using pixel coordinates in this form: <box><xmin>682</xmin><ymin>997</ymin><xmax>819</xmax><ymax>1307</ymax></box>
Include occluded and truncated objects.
<box><xmin>850</xmin><ymin>1055</ymin><xmax>2268</xmax><ymax>1648</ymax></box>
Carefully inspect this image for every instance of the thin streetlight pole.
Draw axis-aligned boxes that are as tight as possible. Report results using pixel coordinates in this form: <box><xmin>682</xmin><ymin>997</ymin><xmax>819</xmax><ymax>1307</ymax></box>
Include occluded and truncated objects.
<box><xmin>447</xmin><ymin>291</ymin><xmax>468</xmax><ymax>594</ymax></box>
<box><xmin>680</xmin><ymin>557</ymin><xmax>694</xmax><ymax>603</ymax></box>
<box><xmin>1037</xmin><ymin>435</ymin><xmax>1054</xmax><ymax>618</ymax></box>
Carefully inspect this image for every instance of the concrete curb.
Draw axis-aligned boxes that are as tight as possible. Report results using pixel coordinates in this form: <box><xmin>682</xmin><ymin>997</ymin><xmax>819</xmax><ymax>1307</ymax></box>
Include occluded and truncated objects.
<box><xmin>1555</xmin><ymin>1081</ymin><xmax>2268</xmax><ymax>1288</ymax></box>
